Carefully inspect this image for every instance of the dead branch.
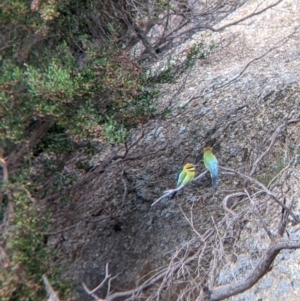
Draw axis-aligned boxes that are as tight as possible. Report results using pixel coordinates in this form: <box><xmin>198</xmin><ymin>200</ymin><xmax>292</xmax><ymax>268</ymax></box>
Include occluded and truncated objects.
<box><xmin>222</xmin><ymin>192</ymin><xmax>246</xmax><ymax>217</ymax></box>
<box><xmin>249</xmin><ymin>117</ymin><xmax>300</xmax><ymax>176</ymax></box>
<box><xmin>209</xmin><ymin>238</ymin><xmax>300</xmax><ymax>301</ymax></box>
<box><xmin>142</xmin><ymin>0</ymin><xmax>283</xmax><ymax>61</ymax></box>
<box><xmin>132</xmin><ymin>24</ymin><xmax>159</xmax><ymax>60</ymax></box>
<box><xmin>105</xmin><ymin>229</ymin><xmax>215</xmax><ymax>301</ymax></box>
<box><xmin>42</xmin><ymin>275</ymin><xmax>60</xmax><ymax>301</ymax></box>
<box><xmin>216</xmin><ymin>0</ymin><xmax>284</xmax><ymax>32</ymax></box>
<box><xmin>136</xmin><ymin>0</ymin><xmax>285</xmax><ymax>62</ymax></box>
<box><xmin>105</xmin><ymin>266</ymin><xmax>178</xmax><ymax>301</ymax></box>
<box><xmin>179</xmin><ymin>203</ymin><xmax>204</xmax><ymax>239</ymax></box>
<box><xmin>244</xmin><ymin>189</ymin><xmax>274</xmax><ymax>240</ymax></box>
<box><xmin>151</xmin><ymin>171</ymin><xmax>207</xmax><ymax>206</ymax></box>
<box><xmin>83</xmin><ymin>263</ymin><xmax>112</xmax><ymax>300</ymax></box>
<box><xmin>124</xmin><ymin>127</ymin><xmax>147</xmax><ymax>156</ymax></box>
<box><xmin>42</xmin><ymin>141</ymin><xmax>166</xmax><ymax>203</ymax></box>
<box><xmin>151</xmin><ymin>185</ymin><xmax>183</xmax><ymax>207</ymax></box>
<box><xmin>183</xmin><ymin>27</ymin><xmax>299</xmax><ymax>110</ymax></box>
<box><xmin>278</xmin><ymin>192</ymin><xmax>299</xmax><ymax>237</ymax></box>
<box><xmin>164</xmin><ymin>0</ymin><xmax>284</xmax><ymax>41</ymax></box>
<box><xmin>221</xmin><ymin>167</ymin><xmax>300</xmax><ymax>223</ymax></box>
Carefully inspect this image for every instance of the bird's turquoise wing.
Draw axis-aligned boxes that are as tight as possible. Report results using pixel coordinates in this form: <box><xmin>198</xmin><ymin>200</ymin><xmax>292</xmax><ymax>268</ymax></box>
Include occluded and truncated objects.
<box><xmin>204</xmin><ymin>153</ymin><xmax>217</xmax><ymax>173</ymax></box>
<box><xmin>177</xmin><ymin>169</ymin><xmax>186</xmax><ymax>187</ymax></box>
<box><xmin>204</xmin><ymin>152</ymin><xmax>218</xmax><ymax>189</ymax></box>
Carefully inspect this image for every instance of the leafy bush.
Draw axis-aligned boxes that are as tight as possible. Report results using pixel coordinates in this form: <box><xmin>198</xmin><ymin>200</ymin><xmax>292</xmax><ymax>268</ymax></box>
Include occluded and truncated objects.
<box><xmin>0</xmin><ymin>179</ymin><xmax>72</xmax><ymax>301</ymax></box>
<box><xmin>1</xmin><ymin>45</ymin><xmax>157</xmax><ymax>145</ymax></box>
<box><xmin>0</xmin><ymin>1</ymin><xmax>217</xmax><ymax>300</ymax></box>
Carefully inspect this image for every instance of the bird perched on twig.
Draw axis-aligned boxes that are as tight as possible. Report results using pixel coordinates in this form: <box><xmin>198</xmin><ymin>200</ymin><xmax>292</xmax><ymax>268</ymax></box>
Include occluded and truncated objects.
<box><xmin>151</xmin><ymin>163</ymin><xmax>196</xmax><ymax>205</ymax></box>
<box><xmin>203</xmin><ymin>146</ymin><xmax>218</xmax><ymax>189</ymax></box>
<box><xmin>177</xmin><ymin>163</ymin><xmax>196</xmax><ymax>187</ymax></box>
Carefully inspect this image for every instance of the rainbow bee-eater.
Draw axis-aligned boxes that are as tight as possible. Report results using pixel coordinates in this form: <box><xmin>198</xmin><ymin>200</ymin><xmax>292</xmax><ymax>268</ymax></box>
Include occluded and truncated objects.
<box><xmin>177</xmin><ymin>163</ymin><xmax>196</xmax><ymax>187</ymax></box>
<box><xmin>203</xmin><ymin>147</ymin><xmax>218</xmax><ymax>189</ymax></box>
<box><xmin>151</xmin><ymin>163</ymin><xmax>196</xmax><ymax>205</ymax></box>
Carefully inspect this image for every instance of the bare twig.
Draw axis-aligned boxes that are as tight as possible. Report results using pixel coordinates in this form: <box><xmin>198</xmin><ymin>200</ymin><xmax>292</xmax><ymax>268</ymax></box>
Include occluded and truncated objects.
<box><xmin>42</xmin><ymin>275</ymin><xmax>60</xmax><ymax>301</ymax></box>
<box><xmin>151</xmin><ymin>185</ymin><xmax>184</xmax><ymax>207</ymax></box>
<box><xmin>151</xmin><ymin>171</ymin><xmax>207</xmax><ymax>206</ymax></box>
<box><xmin>244</xmin><ymin>189</ymin><xmax>274</xmax><ymax>240</ymax></box>
<box><xmin>222</xmin><ymin>192</ymin><xmax>247</xmax><ymax>217</ymax></box>
<box><xmin>179</xmin><ymin>203</ymin><xmax>204</xmax><ymax>239</ymax></box>
<box><xmin>278</xmin><ymin>192</ymin><xmax>299</xmax><ymax>237</ymax></box>
<box><xmin>180</xmin><ymin>27</ymin><xmax>299</xmax><ymax>112</ymax></box>
<box><xmin>83</xmin><ymin>263</ymin><xmax>111</xmax><ymax>300</ymax></box>
<box><xmin>250</xmin><ymin>118</ymin><xmax>300</xmax><ymax>176</ymax></box>
<box><xmin>221</xmin><ymin>167</ymin><xmax>300</xmax><ymax>223</ymax></box>
<box><xmin>42</xmin><ymin>144</ymin><xmax>166</xmax><ymax>203</ymax></box>
<box><xmin>216</xmin><ymin>0</ymin><xmax>284</xmax><ymax>32</ymax></box>
<box><xmin>104</xmin><ymin>230</ymin><xmax>215</xmax><ymax>301</ymax></box>
<box><xmin>209</xmin><ymin>238</ymin><xmax>300</xmax><ymax>301</ymax></box>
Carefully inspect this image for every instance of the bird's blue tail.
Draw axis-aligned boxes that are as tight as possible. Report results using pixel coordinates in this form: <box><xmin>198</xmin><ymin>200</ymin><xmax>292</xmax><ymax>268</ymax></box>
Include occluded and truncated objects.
<box><xmin>210</xmin><ymin>162</ymin><xmax>218</xmax><ymax>189</ymax></box>
<box><xmin>211</xmin><ymin>174</ymin><xmax>218</xmax><ymax>190</ymax></box>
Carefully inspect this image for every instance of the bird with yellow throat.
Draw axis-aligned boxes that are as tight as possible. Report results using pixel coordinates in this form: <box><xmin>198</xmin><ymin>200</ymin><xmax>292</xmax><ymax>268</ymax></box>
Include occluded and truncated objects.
<box><xmin>177</xmin><ymin>163</ymin><xmax>196</xmax><ymax>188</ymax></box>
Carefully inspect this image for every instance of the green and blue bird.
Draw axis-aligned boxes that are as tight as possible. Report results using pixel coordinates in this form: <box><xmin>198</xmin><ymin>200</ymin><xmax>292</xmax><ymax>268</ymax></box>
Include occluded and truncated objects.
<box><xmin>177</xmin><ymin>163</ymin><xmax>196</xmax><ymax>187</ymax></box>
<box><xmin>203</xmin><ymin>146</ymin><xmax>218</xmax><ymax>189</ymax></box>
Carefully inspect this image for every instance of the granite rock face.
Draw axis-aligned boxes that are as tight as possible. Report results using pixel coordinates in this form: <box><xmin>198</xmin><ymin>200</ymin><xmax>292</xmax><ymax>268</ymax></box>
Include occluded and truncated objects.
<box><xmin>47</xmin><ymin>0</ymin><xmax>300</xmax><ymax>300</ymax></box>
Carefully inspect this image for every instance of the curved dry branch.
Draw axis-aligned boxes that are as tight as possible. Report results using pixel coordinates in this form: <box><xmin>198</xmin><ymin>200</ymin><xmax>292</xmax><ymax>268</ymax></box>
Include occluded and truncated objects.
<box><xmin>209</xmin><ymin>238</ymin><xmax>300</xmax><ymax>301</ymax></box>
<box><xmin>278</xmin><ymin>192</ymin><xmax>299</xmax><ymax>237</ymax></box>
<box><xmin>180</xmin><ymin>27</ymin><xmax>299</xmax><ymax>111</ymax></box>
<box><xmin>221</xmin><ymin>167</ymin><xmax>300</xmax><ymax>223</ymax></box>
<box><xmin>222</xmin><ymin>192</ymin><xmax>246</xmax><ymax>217</ymax></box>
<box><xmin>83</xmin><ymin>263</ymin><xmax>113</xmax><ymax>301</ymax></box>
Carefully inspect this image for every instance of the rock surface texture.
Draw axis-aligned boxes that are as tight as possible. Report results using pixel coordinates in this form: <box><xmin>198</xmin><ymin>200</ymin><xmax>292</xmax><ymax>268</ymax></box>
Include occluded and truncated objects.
<box><xmin>48</xmin><ymin>0</ymin><xmax>300</xmax><ymax>300</ymax></box>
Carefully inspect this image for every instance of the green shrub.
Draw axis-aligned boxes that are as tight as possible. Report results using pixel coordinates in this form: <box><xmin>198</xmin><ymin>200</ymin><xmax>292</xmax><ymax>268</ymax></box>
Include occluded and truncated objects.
<box><xmin>0</xmin><ymin>2</ymin><xmax>218</xmax><ymax>300</ymax></box>
<box><xmin>0</xmin><ymin>179</ymin><xmax>72</xmax><ymax>300</ymax></box>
